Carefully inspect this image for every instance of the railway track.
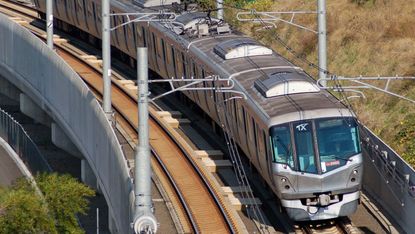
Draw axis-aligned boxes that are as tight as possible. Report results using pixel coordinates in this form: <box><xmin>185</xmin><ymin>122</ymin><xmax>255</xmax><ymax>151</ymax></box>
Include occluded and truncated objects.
<box><xmin>295</xmin><ymin>218</ymin><xmax>362</xmax><ymax>234</ymax></box>
<box><xmin>0</xmin><ymin>1</ymin><xmax>243</xmax><ymax>233</ymax></box>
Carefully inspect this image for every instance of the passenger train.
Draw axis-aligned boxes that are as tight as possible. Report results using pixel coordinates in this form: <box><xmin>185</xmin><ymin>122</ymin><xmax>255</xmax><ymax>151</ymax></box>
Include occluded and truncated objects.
<box><xmin>33</xmin><ymin>0</ymin><xmax>363</xmax><ymax>221</ymax></box>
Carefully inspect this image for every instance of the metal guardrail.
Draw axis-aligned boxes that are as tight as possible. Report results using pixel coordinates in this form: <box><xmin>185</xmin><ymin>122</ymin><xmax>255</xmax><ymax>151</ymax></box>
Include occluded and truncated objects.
<box><xmin>0</xmin><ymin>107</ymin><xmax>51</xmax><ymax>173</ymax></box>
<box><xmin>361</xmin><ymin>126</ymin><xmax>415</xmax><ymax>234</ymax></box>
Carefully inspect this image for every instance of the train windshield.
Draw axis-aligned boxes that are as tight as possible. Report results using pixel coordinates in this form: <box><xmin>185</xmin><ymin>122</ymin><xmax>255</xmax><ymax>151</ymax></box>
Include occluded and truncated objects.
<box><xmin>270</xmin><ymin>124</ymin><xmax>294</xmax><ymax>168</ymax></box>
<box><xmin>316</xmin><ymin>118</ymin><xmax>360</xmax><ymax>173</ymax></box>
<box><xmin>270</xmin><ymin>117</ymin><xmax>360</xmax><ymax>174</ymax></box>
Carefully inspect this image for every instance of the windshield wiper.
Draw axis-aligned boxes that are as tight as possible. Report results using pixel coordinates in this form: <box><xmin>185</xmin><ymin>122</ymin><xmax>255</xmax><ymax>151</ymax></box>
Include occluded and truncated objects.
<box><xmin>332</xmin><ymin>156</ymin><xmax>353</xmax><ymax>162</ymax></box>
<box><xmin>276</xmin><ymin>137</ymin><xmax>293</xmax><ymax>162</ymax></box>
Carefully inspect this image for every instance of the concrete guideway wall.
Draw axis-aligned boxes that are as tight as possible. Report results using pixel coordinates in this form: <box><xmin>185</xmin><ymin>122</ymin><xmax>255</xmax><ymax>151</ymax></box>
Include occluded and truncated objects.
<box><xmin>0</xmin><ymin>13</ymin><xmax>133</xmax><ymax>233</ymax></box>
<box><xmin>362</xmin><ymin>127</ymin><xmax>415</xmax><ymax>234</ymax></box>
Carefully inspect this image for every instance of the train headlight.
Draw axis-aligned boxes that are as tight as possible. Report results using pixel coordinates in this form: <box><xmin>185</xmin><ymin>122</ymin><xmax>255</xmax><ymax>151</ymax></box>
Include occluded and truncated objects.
<box><xmin>281</xmin><ymin>178</ymin><xmax>286</xmax><ymax>182</ymax></box>
<box><xmin>353</xmin><ymin>169</ymin><xmax>358</xmax><ymax>175</ymax></box>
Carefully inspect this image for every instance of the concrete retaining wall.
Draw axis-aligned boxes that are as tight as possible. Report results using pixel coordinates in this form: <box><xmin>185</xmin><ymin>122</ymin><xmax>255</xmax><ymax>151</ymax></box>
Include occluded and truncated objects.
<box><xmin>0</xmin><ymin>13</ymin><xmax>133</xmax><ymax>233</ymax></box>
<box><xmin>362</xmin><ymin>127</ymin><xmax>415</xmax><ymax>234</ymax></box>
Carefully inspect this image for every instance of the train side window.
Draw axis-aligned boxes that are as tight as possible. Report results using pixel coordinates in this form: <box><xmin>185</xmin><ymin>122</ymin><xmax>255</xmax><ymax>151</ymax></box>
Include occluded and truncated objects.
<box><xmin>200</xmin><ymin>68</ymin><xmax>210</xmax><ymax>112</ymax></box>
<box><xmin>182</xmin><ymin>53</ymin><xmax>187</xmax><ymax>78</ymax></box>
<box><xmin>142</xmin><ymin>27</ymin><xmax>147</xmax><ymax>47</ymax></box>
<box><xmin>245</xmin><ymin>113</ymin><xmax>252</xmax><ymax>141</ymax></box>
<box><xmin>113</xmin><ymin>12</ymin><xmax>120</xmax><ymax>45</ymax></box>
<box><xmin>192</xmin><ymin>62</ymin><xmax>196</xmax><ymax>79</ymax></box>
<box><xmin>233</xmin><ymin>100</ymin><xmax>238</xmax><ymax>125</ymax></box>
<box><xmin>122</xmin><ymin>18</ymin><xmax>128</xmax><ymax>47</ymax></box>
<box><xmin>83</xmin><ymin>0</ymin><xmax>89</xmax><ymax>30</ymax></box>
<box><xmin>132</xmin><ymin>25</ymin><xmax>137</xmax><ymax>46</ymax></box>
<box><xmin>242</xmin><ymin>107</ymin><xmax>247</xmax><ymax>134</ymax></box>
<box><xmin>151</xmin><ymin>33</ymin><xmax>157</xmax><ymax>55</ymax></box>
<box><xmin>262</xmin><ymin>131</ymin><xmax>267</xmax><ymax>159</ymax></box>
<box><xmin>252</xmin><ymin>119</ymin><xmax>258</xmax><ymax>147</ymax></box>
<box><xmin>171</xmin><ymin>48</ymin><xmax>176</xmax><ymax>77</ymax></box>
<box><xmin>161</xmin><ymin>39</ymin><xmax>166</xmax><ymax>62</ymax></box>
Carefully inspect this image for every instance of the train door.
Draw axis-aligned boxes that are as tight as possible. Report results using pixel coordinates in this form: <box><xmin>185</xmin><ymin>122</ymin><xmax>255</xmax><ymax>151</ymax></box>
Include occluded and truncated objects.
<box><xmin>257</xmin><ymin>127</ymin><xmax>271</xmax><ymax>181</ymax></box>
<box><xmin>74</xmin><ymin>0</ymin><xmax>86</xmax><ymax>31</ymax></box>
<box><xmin>55</xmin><ymin>0</ymin><xmax>62</xmax><ymax>19</ymax></box>
<box><xmin>125</xmin><ymin>23</ymin><xmax>135</xmax><ymax>57</ymax></box>
<box><xmin>199</xmin><ymin>67</ymin><xmax>211</xmax><ymax>115</ymax></box>
<box><xmin>90</xmin><ymin>1</ymin><xmax>100</xmax><ymax>37</ymax></box>
<box><xmin>245</xmin><ymin>113</ymin><xmax>260</xmax><ymax>168</ymax></box>
<box><xmin>154</xmin><ymin>37</ymin><xmax>168</xmax><ymax>78</ymax></box>
<box><xmin>111</xmin><ymin>11</ymin><xmax>120</xmax><ymax>49</ymax></box>
<box><xmin>85</xmin><ymin>0</ymin><xmax>94</xmax><ymax>35</ymax></box>
<box><xmin>165</xmin><ymin>44</ymin><xmax>176</xmax><ymax>79</ymax></box>
<box><xmin>63</xmin><ymin>0</ymin><xmax>73</xmax><ymax>24</ymax></box>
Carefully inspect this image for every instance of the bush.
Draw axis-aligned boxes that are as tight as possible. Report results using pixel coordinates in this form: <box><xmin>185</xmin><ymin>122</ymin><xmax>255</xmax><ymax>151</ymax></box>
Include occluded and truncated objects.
<box><xmin>0</xmin><ymin>183</ymin><xmax>57</xmax><ymax>233</ymax></box>
<box><xmin>0</xmin><ymin>173</ymin><xmax>95</xmax><ymax>233</ymax></box>
<box><xmin>36</xmin><ymin>173</ymin><xmax>95</xmax><ymax>233</ymax></box>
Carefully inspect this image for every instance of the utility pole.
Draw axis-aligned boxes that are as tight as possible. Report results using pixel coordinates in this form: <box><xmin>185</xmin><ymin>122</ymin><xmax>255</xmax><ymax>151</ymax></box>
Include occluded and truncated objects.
<box><xmin>236</xmin><ymin>0</ymin><xmax>328</xmax><ymax>86</ymax></box>
<box><xmin>102</xmin><ymin>0</ymin><xmax>112</xmax><ymax>116</ymax></box>
<box><xmin>133</xmin><ymin>47</ymin><xmax>157</xmax><ymax>233</ymax></box>
<box><xmin>317</xmin><ymin>0</ymin><xmax>327</xmax><ymax>86</ymax></box>
<box><xmin>217</xmin><ymin>0</ymin><xmax>224</xmax><ymax>20</ymax></box>
<box><xmin>46</xmin><ymin>0</ymin><xmax>53</xmax><ymax>49</ymax></box>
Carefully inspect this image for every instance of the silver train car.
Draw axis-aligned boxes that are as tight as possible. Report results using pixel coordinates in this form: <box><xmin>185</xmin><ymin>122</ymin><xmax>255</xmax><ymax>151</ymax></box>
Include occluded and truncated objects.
<box><xmin>33</xmin><ymin>0</ymin><xmax>363</xmax><ymax>221</ymax></box>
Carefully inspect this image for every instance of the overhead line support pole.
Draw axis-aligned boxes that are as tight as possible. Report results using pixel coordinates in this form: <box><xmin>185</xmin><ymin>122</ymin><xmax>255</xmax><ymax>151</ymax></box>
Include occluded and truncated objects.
<box><xmin>134</xmin><ymin>47</ymin><xmax>157</xmax><ymax>233</ymax></box>
<box><xmin>102</xmin><ymin>0</ymin><xmax>112</xmax><ymax>116</ymax></box>
<box><xmin>46</xmin><ymin>0</ymin><xmax>53</xmax><ymax>49</ymax></box>
<box><xmin>217</xmin><ymin>0</ymin><xmax>224</xmax><ymax>20</ymax></box>
<box><xmin>317</xmin><ymin>0</ymin><xmax>327</xmax><ymax>87</ymax></box>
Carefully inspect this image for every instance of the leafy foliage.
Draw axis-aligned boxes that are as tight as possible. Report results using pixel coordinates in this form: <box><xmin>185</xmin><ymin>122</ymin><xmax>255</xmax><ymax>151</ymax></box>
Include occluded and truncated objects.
<box><xmin>396</xmin><ymin>114</ymin><xmax>415</xmax><ymax>166</ymax></box>
<box><xmin>0</xmin><ymin>173</ymin><xmax>95</xmax><ymax>233</ymax></box>
<box><xmin>36</xmin><ymin>173</ymin><xmax>95</xmax><ymax>233</ymax></box>
<box><xmin>0</xmin><ymin>182</ymin><xmax>57</xmax><ymax>233</ymax></box>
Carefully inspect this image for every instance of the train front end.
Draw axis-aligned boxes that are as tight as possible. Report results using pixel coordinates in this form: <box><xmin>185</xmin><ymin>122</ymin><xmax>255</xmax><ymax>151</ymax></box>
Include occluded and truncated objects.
<box><xmin>269</xmin><ymin>116</ymin><xmax>362</xmax><ymax>221</ymax></box>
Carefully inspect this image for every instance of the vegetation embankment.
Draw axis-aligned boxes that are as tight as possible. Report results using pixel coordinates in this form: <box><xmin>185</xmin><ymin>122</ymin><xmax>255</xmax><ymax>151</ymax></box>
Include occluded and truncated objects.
<box><xmin>0</xmin><ymin>173</ymin><xmax>95</xmax><ymax>233</ymax></box>
<box><xmin>220</xmin><ymin>0</ymin><xmax>415</xmax><ymax>167</ymax></box>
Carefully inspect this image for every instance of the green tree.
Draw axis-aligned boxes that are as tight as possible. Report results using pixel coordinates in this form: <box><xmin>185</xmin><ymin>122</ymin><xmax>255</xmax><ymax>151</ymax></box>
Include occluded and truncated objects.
<box><xmin>36</xmin><ymin>173</ymin><xmax>95</xmax><ymax>234</ymax></box>
<box><xmin>0</xmin><ymin>185</ymin><xmax>57</xmax><ymax>233</ymax></box>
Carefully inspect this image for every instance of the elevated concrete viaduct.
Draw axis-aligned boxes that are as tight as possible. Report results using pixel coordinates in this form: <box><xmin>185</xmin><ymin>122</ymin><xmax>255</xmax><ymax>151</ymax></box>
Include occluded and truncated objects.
<box><xmin>0</xmin><ymin>13</ymin><xmax>133</xmax><ymax>233</ymax></box>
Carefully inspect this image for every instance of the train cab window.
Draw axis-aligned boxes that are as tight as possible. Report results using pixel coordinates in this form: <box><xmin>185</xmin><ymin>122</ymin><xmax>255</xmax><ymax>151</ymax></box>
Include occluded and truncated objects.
<box><xmin>270</xmin><ymin>124</ymin><xmax>294</xmax><ymax>168</ymax></box>
<box><xmin>294</xmin><ymin>121</ymin><xmax>317</xmax><ymax>174</ymax></box>
<box><xmin>316</xmin><ymin>118</ymin><xmax>360</xmax><ymax>173</ymax></box>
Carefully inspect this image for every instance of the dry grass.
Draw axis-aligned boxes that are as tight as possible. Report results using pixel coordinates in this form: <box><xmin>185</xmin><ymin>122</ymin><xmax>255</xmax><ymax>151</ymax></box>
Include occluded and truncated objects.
<box><xmin>227</xmin><ymin>0</ymin><xmax>415</xmax><ymax>166</ymax></box>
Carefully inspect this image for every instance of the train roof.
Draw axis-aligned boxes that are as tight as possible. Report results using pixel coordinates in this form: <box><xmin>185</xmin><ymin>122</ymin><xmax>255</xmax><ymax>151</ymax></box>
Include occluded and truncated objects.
<box><xmin>113</xmin><ymin>3</ymin><xmax>350</xmax><ymax>121</ymax></box>
<box><xmin>184</xmin><ymin>32</ymin><xmax>347</xmax><ymax>118</ymax></box>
